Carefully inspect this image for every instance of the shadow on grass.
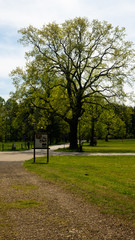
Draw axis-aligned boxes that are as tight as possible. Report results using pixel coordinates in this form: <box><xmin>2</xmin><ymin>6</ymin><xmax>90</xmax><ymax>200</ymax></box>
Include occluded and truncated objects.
<box><xmin>32</xmin><ymin>162</ymin><xmax>47</xmax><ymax>165</ymax></box>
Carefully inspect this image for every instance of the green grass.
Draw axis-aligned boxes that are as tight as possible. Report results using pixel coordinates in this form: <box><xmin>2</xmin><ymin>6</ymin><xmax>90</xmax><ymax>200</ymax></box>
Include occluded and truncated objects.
<box><xmin>83</xmin><ymin>139</ymin><xmax>135</xmax><ymax>153</ymax></box>
<box><xmin>57</xmin><ymin>139</ymin><xmax>135</xmax><ymax>153</ymax></box>
<box><xmin>1</xmin><ymin>139</ymin><xmax>135</xmax><ymax>152</ymax></box>
<box><xmin>0</xmin><ymin>199</ymin><xmax>41</xmax><ymax>211</ymax></box>
<box><xmin>24</xmin><ymin>155</ymin><xmax>135</xmax><ymax>223</ymax></box>
<box><xmin>0</xmin><ymin>141</ymin><xmax>34</xmax><ymax>151</ymax></box>
<box><xmin>9</xmin><ymin>200</ymin><xmax>41</xmax><ymax>208</ymax></box>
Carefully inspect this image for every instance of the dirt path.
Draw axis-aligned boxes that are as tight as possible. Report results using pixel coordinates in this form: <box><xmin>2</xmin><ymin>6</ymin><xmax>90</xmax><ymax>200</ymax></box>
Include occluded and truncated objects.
<box><xmin>0</xmin><ymin>152</ymin><xmax>135</xmax><ymax>239</ymax></box>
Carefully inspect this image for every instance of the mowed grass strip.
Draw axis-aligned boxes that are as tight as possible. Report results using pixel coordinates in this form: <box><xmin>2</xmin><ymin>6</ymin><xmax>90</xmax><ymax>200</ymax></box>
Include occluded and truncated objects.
<box><xmin>24</xmin><ymin>155</ymin><xmax>135</xmax><ymax>223</ymax></box>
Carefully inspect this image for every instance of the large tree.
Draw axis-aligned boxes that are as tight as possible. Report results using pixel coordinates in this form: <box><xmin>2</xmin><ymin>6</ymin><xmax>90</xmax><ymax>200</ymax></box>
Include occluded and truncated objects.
<box><xmin>11</xmin><ymin>17</ymin><xmax>135</xmax><ymax>149</ymax></box>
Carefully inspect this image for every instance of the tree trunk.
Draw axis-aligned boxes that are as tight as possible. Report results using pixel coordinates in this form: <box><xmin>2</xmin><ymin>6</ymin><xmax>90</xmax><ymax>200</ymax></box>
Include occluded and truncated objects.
<box><xmin>105</xmin><ymin>127</ymin><xmax>109</xmax><ymax>142</ymax></box>
<box><xmin>90</xmin><ymin>118</ymin><xmax>97</xmax><ymax>146</ymax></box>
<box><xmin>69</xmin><ymin>119</ymin><xmax>78</xmax><ymax>149</ymax></box>
<box><xmin>105</xmin><ymin>134</ymin><xmax>109</xmax><ymax>142</ymax></box>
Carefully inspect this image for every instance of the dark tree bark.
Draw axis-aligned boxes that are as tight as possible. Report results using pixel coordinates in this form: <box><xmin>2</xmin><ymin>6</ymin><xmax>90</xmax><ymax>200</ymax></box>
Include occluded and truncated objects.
<box><xmin>90</xmin><ymin>118</ymin><xmax>95</xmax><ymax>146</ymax></box>
<box><xmin>90</xmin><ymin>118</ymin><xmax>97</xmax><ymax>146</ymax></box>
<box><xmin>69</xmin><ymin>121</ymin><xmax>78</xmax><ymax>149</ymax></box>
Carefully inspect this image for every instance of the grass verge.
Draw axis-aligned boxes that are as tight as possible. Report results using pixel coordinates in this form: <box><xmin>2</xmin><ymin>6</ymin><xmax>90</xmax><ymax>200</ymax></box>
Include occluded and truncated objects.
<box><xmin>57</xmin><ymin>139</ymin><xmax>135</xmax><ymax>153</ymax></box>
<box><xmin>83</xmin><ymin>139</ymin><xmax>135</xmax><ymax>153</ymax></box>
<box><xmin>0</xmin><ymin>141</ymin><xmax>33</xmax><ymax>151</ymax></box>
<box><xmin>24</xmin><ymin>155</ymin><xmax>135</xmax><ymax>223</ymax></box>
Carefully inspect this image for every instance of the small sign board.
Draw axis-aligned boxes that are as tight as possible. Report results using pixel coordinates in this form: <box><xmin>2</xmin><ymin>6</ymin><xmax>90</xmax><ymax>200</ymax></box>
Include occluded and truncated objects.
<box><xmin>35</xmin><ymin>132</ymin><xmax>48</xmax><ymax>149</ymax></box>
<box><xmin>33</xmin><ymin>132</ymin><xmax>49</xmax><ymax>164</ymax></box>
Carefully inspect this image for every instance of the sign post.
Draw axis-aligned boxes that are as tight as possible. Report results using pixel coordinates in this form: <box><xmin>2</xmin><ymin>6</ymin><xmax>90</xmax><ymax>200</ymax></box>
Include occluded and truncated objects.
<box><xmin>33</xmin><ymin>132</ymin><xmax>49</xmax><ymax>163</ymax></box>
<box><xmin>34</xmin><ymin>134</ymin><xmax>36</xmax><ymax>163</ymax></box>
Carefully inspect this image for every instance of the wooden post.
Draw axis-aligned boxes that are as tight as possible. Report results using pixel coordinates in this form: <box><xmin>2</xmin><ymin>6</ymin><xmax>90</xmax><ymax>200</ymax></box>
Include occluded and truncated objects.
<box><xmin>33</xmin><ymin>135</ymin><xmax>36</xmax><ymax>163</ymax></box>
<box><xmin>47</xmin><ymin>147</ymin><xmax>49</xmax><ymax>164</ymax></box>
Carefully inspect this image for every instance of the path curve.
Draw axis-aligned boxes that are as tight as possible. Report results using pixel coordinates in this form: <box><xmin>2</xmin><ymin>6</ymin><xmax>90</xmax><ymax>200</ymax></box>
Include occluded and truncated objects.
<box><xmin>1</xmin><ymin>144</ymin><xmax>135</xmax><ymax>162</ymax></box>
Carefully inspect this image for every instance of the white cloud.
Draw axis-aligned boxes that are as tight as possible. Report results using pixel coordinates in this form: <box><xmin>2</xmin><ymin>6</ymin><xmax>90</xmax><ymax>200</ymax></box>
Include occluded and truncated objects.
<box><xmin>0</xmin><ymin>0</ymin><xmax>81</xmax><ymax>28</ymax></box>
<box><xmin>0</xmin><ymin>55</ymin><xmax>25</xmax><ymax>77</ymax></box>
<box><xmin>0</xmin><ymin>77</ymin><xmax>15</xmax><ymax>100</ymax></box>
<box><xmin>0</xmin><ymin>0</ymin><xmax>135</xmax><ymax>100</ymax></box>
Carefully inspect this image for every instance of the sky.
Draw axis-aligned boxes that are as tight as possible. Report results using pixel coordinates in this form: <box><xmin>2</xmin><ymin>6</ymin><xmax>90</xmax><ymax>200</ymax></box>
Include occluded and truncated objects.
<box><xmin>0</xmin><ymin>0</ymin><xmax>135</xmax><ymax>104</ymax></box>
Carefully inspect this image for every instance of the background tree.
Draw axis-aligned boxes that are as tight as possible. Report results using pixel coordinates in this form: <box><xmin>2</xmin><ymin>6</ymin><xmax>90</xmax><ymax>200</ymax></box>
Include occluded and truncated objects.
<box><xmin>114</xmin><ymin>104</ymin><xmax>133</xmax><ymax>138</ymax></box>
<box><xmin>0</xmin><ymin>97</ymin><xmax>5</xmax><ymax>141</ymax></box>
<box><xmin>131</xmin><ymin>107</ymin><xmax>135</xmax><ymax>138</ymax></box>
<box><xmin>4</xmin><ymin>98</ymin><xmax>19</xmax><ymax>141</ymax></box>
<box><xmin>81</xmin><ymin>95</ymin><xmax>104</xmax><ymax>145</ymax></box>
<box><xmin>99</xmin><ymin>108</ymin><xmax>126</xmax><ymax>141</ymax></box>
<box><xmin>11</xmin><ymin>98</ymin><xmax>69</xmax><ymax>144</ymax></box>
<box><xmin>11</xmin><ymin>17</ymin><xmax>135</xmax><ymax>149</ymax></box>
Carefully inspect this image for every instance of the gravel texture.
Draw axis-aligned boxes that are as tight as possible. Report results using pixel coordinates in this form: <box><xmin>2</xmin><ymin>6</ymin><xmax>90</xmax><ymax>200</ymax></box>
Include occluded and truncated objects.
<box><xmin>0</xmin><ymin>151</ymin><xmax>135</xmax><ymax>239</ymax></box>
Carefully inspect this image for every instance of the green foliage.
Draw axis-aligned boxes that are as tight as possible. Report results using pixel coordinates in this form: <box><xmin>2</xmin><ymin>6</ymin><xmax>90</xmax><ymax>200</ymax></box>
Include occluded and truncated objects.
<box><xmin>1</xmin><ymin>91</ymin><xmax>135</xmax><ymax>143</ymax></box>
<box><xmin>99</xmin><ymin>108</ymin><xmax>126</xmax><ymax>140</ymax></box>
<box><xmin>114</xmin><ymin>104</ymin><xmax>134</xmax><ymax>138</ymax></box>
<box><xmin>80</xmin><ymin>95</ymin><xmax>104</xmax><ymax>142</ymax></box>
<box><xmin>10</xmin><ymin>17</ymin><xmax>135</xmax><ymax>149</ymax></box>
<box><xmin>0</xmin><ymin>97</ymin><xmax>5</xmax><ymax>141</ymax></box>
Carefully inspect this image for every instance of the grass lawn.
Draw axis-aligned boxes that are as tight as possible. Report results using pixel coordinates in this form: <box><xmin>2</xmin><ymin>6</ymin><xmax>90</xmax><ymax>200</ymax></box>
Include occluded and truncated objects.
<box><xmin>1</xmin><ymin>139</ymin><xmax>135</xmax><ymax>152</ymax></box>
<box><xmin>83</xmin><ymin>139</ymin><xmax>135</xmax><ymax>153</ymax></box>
<box><xmin>0</xmin><ymin>141</ymin><xmax>33</xmax><ymax>151</ymax></box>
<box><xmin>24</xmin><ymin>155</ymin><xmax>135</xmax><ymax>223</ymax></box>
<box><xmin>57</xmin><ymin>139</ymin><xmax>135</xmax><ymax>153</ymax></box>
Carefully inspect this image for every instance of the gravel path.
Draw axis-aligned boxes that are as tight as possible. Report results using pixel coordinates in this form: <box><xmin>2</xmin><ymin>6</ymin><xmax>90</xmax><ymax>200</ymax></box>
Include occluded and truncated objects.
<box><xmin>0</xmin><ymin>148</ymin><xmax>135</xmax><ymax>240</ymax></box>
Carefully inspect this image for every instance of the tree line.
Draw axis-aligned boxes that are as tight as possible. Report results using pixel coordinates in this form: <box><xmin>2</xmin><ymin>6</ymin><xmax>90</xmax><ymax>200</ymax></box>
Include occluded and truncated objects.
<box><xmin>0</xmin><ymin>95</ymin><xmax>135</xmax><ymax>145</ymax></box>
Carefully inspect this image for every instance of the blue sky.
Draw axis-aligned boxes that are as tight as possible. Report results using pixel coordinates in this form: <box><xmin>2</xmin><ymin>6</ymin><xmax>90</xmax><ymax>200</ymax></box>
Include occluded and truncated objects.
<box><xmin>0</xmin><ymin>0</ymin><xmax>135</xmax><ymax>104</ymax></box>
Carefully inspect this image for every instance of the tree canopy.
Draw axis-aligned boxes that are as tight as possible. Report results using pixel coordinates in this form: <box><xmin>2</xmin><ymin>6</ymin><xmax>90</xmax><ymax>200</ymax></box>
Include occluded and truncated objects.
<box><xmin>11</xmin><ymin>17</ymin><xmax>135</xmax><ymax>149</ymax></box>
